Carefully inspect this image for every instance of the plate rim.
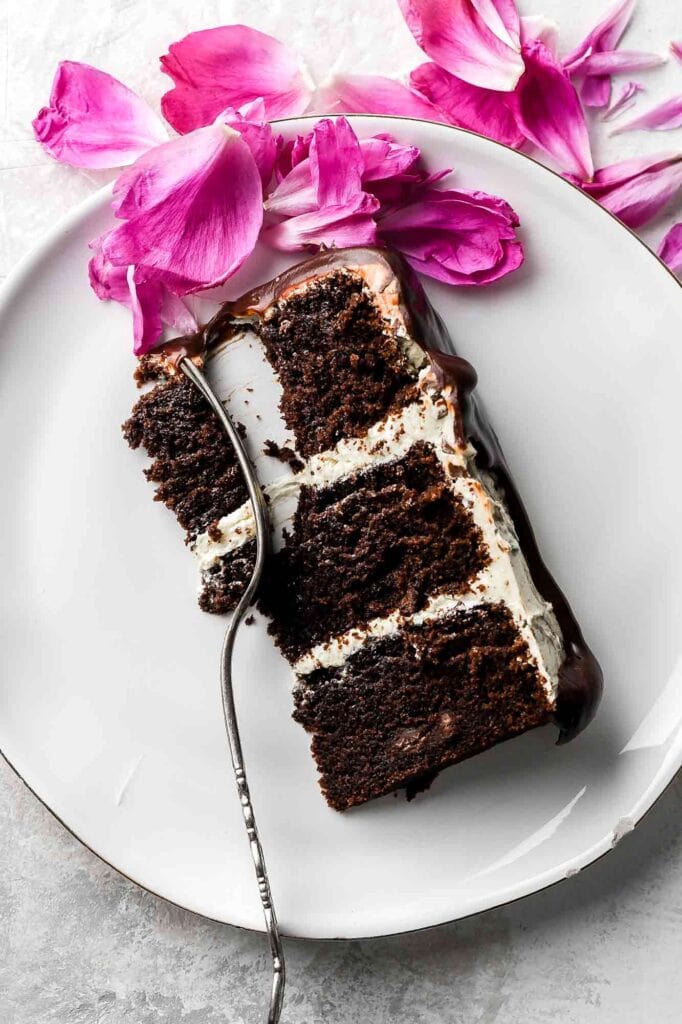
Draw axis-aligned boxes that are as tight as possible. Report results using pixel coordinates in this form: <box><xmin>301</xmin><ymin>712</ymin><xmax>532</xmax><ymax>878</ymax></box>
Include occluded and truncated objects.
<box><xmin>1</xmin><ymin>114</ymin><xmax>681</xmax><ymax>941</ymax></box>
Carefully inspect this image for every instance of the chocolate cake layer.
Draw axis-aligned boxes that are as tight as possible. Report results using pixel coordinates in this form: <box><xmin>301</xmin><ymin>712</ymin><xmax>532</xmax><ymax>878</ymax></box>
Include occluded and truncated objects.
<box><xmin>294</xmin><ymin>603</ymin><xmax>552</xmax><ymax>811</ymax></box>
<box><xmin>200</xmin><ymin>541</ymin><xmax>257</xmax><ymax>615</ymax></box>
<box><xmin>260</xmin><ymin>442</ymin><xmax>489</xmax><ymax>659</ymax></box>
<box><xmin>225</xmin><ymin>269</ymin><xmax>419</xmax><ymax>457</ymax></box>
<box><xmin>123</xmin><ymin>373</ymin><xmax>248</xmax><ymax>541</ymax></box>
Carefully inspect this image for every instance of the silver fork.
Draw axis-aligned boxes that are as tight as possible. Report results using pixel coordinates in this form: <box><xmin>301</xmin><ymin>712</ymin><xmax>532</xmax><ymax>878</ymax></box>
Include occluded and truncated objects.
<box><xmin>180</xmin><ymin>356</ymin><xmax>286</xmax><ymax>1024</ymax></box>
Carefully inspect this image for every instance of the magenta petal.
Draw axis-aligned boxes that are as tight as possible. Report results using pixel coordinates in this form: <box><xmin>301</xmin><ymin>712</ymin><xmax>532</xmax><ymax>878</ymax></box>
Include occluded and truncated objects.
<box><xmin>410</xmin><ymin>62</ymin><xmax>525</xmax><ymax>148</ymax></box>
<box><xmin>32</xmin><ymin>61</ymin><xmax>167</xmax><ymax>169</ymax></box>
<box><xmin>160</xmin><ymin>25</ymin><xmax>311</xmax><ymax>133</ymax></box>
<box><xmin>377</xmin><ymin>185</ymin><xmax>523</xmax><ymax>286</ymax></box>
<box><xmin>564</xmin><ymin>0</ymin><xmax>636</xmax><ymax>73</ymax></box>
<box><xmin>573</xmin><ymin>152</ymin><xmax>682</xmax><ymax>228</ymax></box>
<box><xmin>88</xmin><ymin>243</ymin><xmax>131</xmax><ymax>305</ymax></box>
<box><xmin>520</xmin><ymin>15</ymin><xmax>559</xmax><ymax>53</ymax></box>
<box><xmin>128</xmin><ymin>268</ymin><xmax>164</xmax><ymax>355</ymax></box>
<box><xmin>397</xmin><ymin>0</ymin><xmax>525</xmax><ymax>92</ymax></box>
<box><xmin>266</xmin><ymin>119</ymin><xmax>413</xmax><ymax>214</ymax></box>
<box><xmin>220</xmin><ymin>103</ymin><xmax>277</xmax><ymax>186</ymax></box>
<box><xmin>580</xmin><ymin>75</ymin><xmax>612</xmax><ymax>109</ymax></box>
<box><xmin>602</xmin><ymin>81</ymin><xmax>644</xmax><ymax>120</ymax></box>
<box><xmin>264</xmin><ymin>118</ymin><xmax>381</xmax><ymax>251</ymax></box>
<box><xmin>265</xmin><ymin>159</ymin><xmax>316</xmax><ymax>217</ymax></box>
<box><xmin>507</xmin><ymin>40</ymin><xmax>593</xmax><ymax>179</ymax></box>
<box><xmin>274</xmin><ymin>133</ymin><xmax>312</xmax><ymax>183</ymax></box>
<box><xmin>658</xmin><ymin>223</ymin><xmax>682</xmax><ymax>274</ymax></box>
<box><xmin>311</xmin><ymin>117</ymin><xmax>365</xmax><ymax>207</ymax></box>
<box><xmin>267</xmin><ymin>132</ymin><xmax>424</xmax><ymax>216</ymax></box>
<box><xmin>360</xmin><ymin>136</ymin><xmax>421</xmax><ymax>182</ymax></box>
<box><xmin>89</xmin><ymin>240</ymin><xmax>197</xmax><ymax>353</ymax></box>
<box><xmin>672</xmin><ymin>42</ymin><xmax>682</xmax><ymax>64</ymax></box>
<box><xmin>317</xmin><ymin>74</ymin><xmax>446</xmax><ymax>120</ymax></box>
<box><xmin>265</xmin><ymin>117</ymin><xmax>365</xmax><ymax>217</ymax></box>
<box><xmin>159</xmin><ymin>290</ymin><xmax>199</xmax><ymax>337</ymax></box>
<box><xmin>360</xmin><ymin>137</ymin><xmax>433</xmax><ymax>207</ymax></box>
<box><xmin>562</xmin><ymin>3</ymin><xmax>652</xmax><ymax>110</ymax></box>
<box><xmin>579</xmin><ymin>50</ymin><xmax>666</xmax><ymax>75</ymax></box>
<box><xmin>103</xmin><ymin>122</ymin><xmax>263</xmax><ymax>293</ymax></box>
<box><xmin>263</xmin><ymin>197</ymin><xmax>379</xmax><ymax>252</ymax></box>
<box><xmin>609</xmin><ymin>94</ymin><xmax>682</xmax><ymax>134</ymax></box>
<box><xmin>128</xmin><ymin>269</ymin><xmax>198</xmax><ymax>355</ymax></box>
<box><xmin>577</xmin><ymin>51</ymin><xmax>663</xmax><ymax>111</ymax></box>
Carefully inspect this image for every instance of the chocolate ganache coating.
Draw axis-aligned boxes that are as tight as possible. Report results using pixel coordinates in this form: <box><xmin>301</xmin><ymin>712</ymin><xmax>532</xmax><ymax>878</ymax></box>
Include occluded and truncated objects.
<box><xmin>167</xmin><ymin>245</ymin><xmax>602</xmax><ymax>741</ymax></box>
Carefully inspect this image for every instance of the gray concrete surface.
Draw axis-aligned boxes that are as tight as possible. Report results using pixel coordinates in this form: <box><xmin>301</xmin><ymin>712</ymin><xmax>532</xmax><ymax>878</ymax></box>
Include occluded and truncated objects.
<box><xmin>3</xmin><ymin>758</ymin><xmax>682</xmax><ymax>1023</ymax></box>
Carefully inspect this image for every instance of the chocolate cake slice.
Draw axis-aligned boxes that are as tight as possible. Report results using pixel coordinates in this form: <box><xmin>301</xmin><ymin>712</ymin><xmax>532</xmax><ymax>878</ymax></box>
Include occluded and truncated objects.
<box><xmin>123</xmin><ymin>247</ymin><xmax>602</xmax><ymax>810</ymax></box>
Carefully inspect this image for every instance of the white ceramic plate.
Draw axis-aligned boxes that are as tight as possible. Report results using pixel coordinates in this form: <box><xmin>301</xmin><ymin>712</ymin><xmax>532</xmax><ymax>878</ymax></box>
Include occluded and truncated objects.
<box><xmin>1</xmin><ymin>116</ymin><xmax>681</xmax><ymax>940</ymax></box>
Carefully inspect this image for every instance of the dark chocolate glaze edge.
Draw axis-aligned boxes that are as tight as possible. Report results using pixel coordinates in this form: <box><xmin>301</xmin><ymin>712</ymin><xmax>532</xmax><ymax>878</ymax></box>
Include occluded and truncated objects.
<box><xmin>165</xmin><ymin>245</ymin><xmax>603</xmax><ymax>742</ymax></box>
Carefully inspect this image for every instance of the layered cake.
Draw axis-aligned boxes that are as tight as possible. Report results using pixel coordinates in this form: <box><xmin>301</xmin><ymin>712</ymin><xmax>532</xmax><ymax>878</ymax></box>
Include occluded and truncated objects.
<box><xmin>124</xmin><ymin>247</ymin><xmax>602</xmax><ymax>810</ymax></box>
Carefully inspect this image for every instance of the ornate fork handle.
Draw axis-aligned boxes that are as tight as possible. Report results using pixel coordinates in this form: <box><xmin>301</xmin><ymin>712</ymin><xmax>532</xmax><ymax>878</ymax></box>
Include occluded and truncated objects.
<box><xmin>180</xmin><ymin>357</ymin><xmax>285</xmax><ymax>1024</ymax></box>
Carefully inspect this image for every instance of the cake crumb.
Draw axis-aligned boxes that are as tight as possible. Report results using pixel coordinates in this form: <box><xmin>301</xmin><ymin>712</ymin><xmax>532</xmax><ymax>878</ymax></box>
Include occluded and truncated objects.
<box><xmin>263</xmin><ymin>439</ymin><xmax>304</xmax><ymax>472</ymax></box>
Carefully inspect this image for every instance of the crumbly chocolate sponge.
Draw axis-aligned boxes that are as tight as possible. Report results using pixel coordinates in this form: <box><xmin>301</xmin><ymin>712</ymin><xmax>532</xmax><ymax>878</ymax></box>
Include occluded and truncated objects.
<box><xmin>122</xmin><ymin>373</ymin><xmax>248</xmax><ymax>540</ymax></box>
<box><xmin>199</xmin><ymin>541</ymin><xmax>257</xmax><ymax>615</ymax></box>
<box><xmin>256</xmin><ymin>271</ymin><xmax>419</xmax><ymax>457</ymax></box>
<box><xmin>259</xmin><ymin>443</ymin><xmax>490</xmax><ymax>659</ymax></box>
<box><xmin>294</xmin><ymin>603</ymin><xmax>552</xmax><ymax>811</ymax></box>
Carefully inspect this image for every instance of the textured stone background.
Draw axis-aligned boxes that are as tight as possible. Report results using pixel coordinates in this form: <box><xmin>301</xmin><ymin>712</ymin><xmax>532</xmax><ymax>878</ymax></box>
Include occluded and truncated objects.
<box><xmin>2</xmin><ymin>1</ymin><xmax>682</xmax><ymax>1021</ymax></box>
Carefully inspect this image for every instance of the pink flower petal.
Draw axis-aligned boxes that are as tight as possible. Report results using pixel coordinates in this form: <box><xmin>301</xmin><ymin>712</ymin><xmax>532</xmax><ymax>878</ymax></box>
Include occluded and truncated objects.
<box><xmin>103</xmin><ymin>121</ymin><xmax>264</xmax><ymax>294</ymax></box>
<box><xmin>577</xmin><ymin>48</ymin><xmax>663</xmax><ymax>109</ymax></box>
<box><xmin>128</xmin><ymin>269</ymin><xmax>197</xmax><ymax>355</ymax></box>
<box><xmin>274</xmin><ymin>133</ymin><xmax>312</xmax><ymax>183</ymax></box>
<box><xmin>316</xmin><ymin>73</ymin><xmax>446</xmax><ymax>120</ymax></box>
<box><xmin>266</xmin><ymin>126</ymin><xmax>421</xmax><ymax>217</ymax></box>
<box><xmin>221</xmin><ymin>102</ymin><xmax>278</xmax><ymax>186</ymax></box>
<box><xmin>672</xmin><ymin>42</ymin><xmax>682</xmax><ymax>64</ymax></box>
<box><xmin>128</xmin><ymin>267</ymin><xmax>164</xmax><ymax>355</ymax></box>
<box><xmin>410</xmin><ymin>62</ymin><xmax>526</xmax><ymax>148</ymax></box>
<box><xmin>159</xmin><ymin>290</ymin><xmax>199</xmax><ymax>338</ymax></box>
<box><xmin>657</xmin><ymin>222</ymin><xmax>682</xmax><ymax>274</ymax></box>
<box><xmin>89</xmin><ymin>240</ymin><xmax>197</xmax><ymax>353</ymax></box>
<box><xmin>312</xmin><ymin>117</ymin><xmax>366</xmax><ymax>207</ymax></box>
<box><xmin>563</xmin><ymin>0</ymin><xmax>636</xmax><ymax>73</ymax></box>
<box><xmin>601</xmin><ymin>81</ymin><xmax>644</xmax><ymax>120</ymax></box>
<box><xmin>473</xmin><ymin>0</ymin><xmax>521</xmax><ymax>46</ymax></box>
<box><xmin>609</xmin><ymin>93</ymin><xmax>682</xmax><ymax>134</ymax></box>
<box><xmin>377</xmin><ymin>184</ymin><xmax>523</xmax><ymax>285</ymax></box>
<box><xmin>362</xmin><ymin>137</ymin><xmax>440</xmax><ymax>206</ymax></box>
<box><xmin>571</xmin><ymin>152</ymin><xmax>682</xmax><ymax>228</ymax></box>
<box><xmin>111</xmin><ymin>102</ymin><xmax>277</xmax><ymax>218</ymax></box>
<box><xmin>160</xmin><ymin>25</ymin><xmax>312</xmax><ymax>133</ymax></box>
<box><xmin>265</xmin><ymin>158</ymin><xmax>316</xmax><ymax>217</ymax></box>
<box><xmin>360</xmin><ymin>135</ymin><xmax>421</xmax><ymax>183</ymax></box>
<box><xmin>263</xmin><ymin>200</ymin><xmax>379</xmax><ymax>252</ymax></box>
<box><xmin>506</xmin><ymin>40</ymin><xmax>593</xmax><ymax>179</ymax></box>
<box><xmin>580</xmin><ymin>75</ymin><xmax>612</xmax><ymax>109</ymax></box>
<box><xmin>89</xmin><ymin>243</ymin><xmax>131</xmax><ymax>305</ymax></box>
<box><xmin>397</xmin><ymin>0</ymin><xmax>525</xmax><ymax>92</ymax></box>
<box><xmin>520</xmin><ymin>15</ymin><xmax>559</xmax><ymax>53</ymax></box>
<box><xmin>579</xmin><ymin>50</ymin><xmax>665</xmax><ymax>75</ymax></box>
<box><xmin>264</xmin><ymin>118</ymin><xmax>380</xmax><ymax>251</ymax></box>
<box><xmin>563</xmin><ymin>0</ymin><xmax>638</xmax><ymax>109</ymax></box>
<box><xmin>32</xmin><ymin>61</ymin><xmax>167</xmax><ymax>169</ymax></box>
<box><xmin>368</xmin><ymin>167</ymin><xmax>451</xmax><ymax>209</ymax></box>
